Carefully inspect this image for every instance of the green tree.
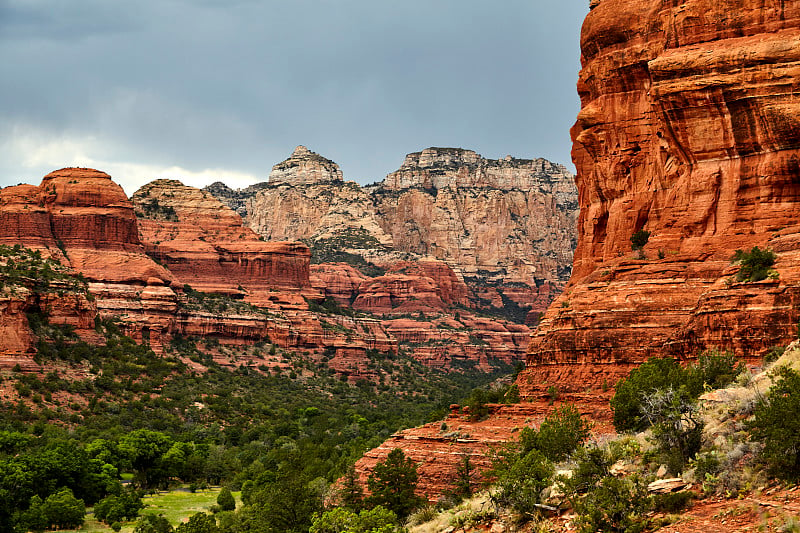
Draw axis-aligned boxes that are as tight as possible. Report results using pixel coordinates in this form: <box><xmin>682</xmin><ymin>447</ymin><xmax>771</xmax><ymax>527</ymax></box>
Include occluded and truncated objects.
<box><xmin>94</xmin><ymin>490</ymin><xmax>144</xmax><ymax>524</ymax></box>
<box><xmin>630</xmin><ymin>229</ymin><xmax>650</xmax><ymax>250</ymax></box>
<box><xmin>133</xmin><ymin>513</ymin><xmax>174</xmax><ymax>533</ymax></box>
<box><xmin>611</xmin><ymin>357</ymin><xmax>689</xmax><ymax>432</ymax></box>
<box><xmin>309</xmin><ymin>505</ymin><xmax>398</xmax><ymax>533</ymax></box>
<box><xmin>641</xmin><ymin>387</ymin><xmax>703</xmax><ymax>474</ymax></box>
<box><xmin>366</xmin><ymin>448</ymin><xmax>425</xmax><ymax>519</ymax></box>
<box><xmin>119</xmin><ymin>430</ymin><xmax>175</xmax><ymax>489</ymax></box>
<box><xmin>338</xmin><ymin>465</ymin><xmax>364</xmax><ymax>511</ymax></box>
<box><xmin>175</xmin><ymin>512</ymin><xmax>219</xmax><ymax>533</ymax></box>
<box><xmin>26</xmin><ymin>488</ymin><xmax>86</xmax><ymax>531</ymax></box>
<box><xmin>732</xmin><ymin>246</ymin><xmax>777</xmax><ymax>282</ymax></box>
<box><xmin>451</xmin><ymin>454</ymin><xmax>474</xmax><ymax>499</ymax></box>
<box><xmin>749</xmin><ymin>367</ymin><xmax>800</xmax><ymax>479</ymax></box>
<box><xmin>574</xmin><ymin>475</ymin><xmax>651</xmax><ymax>533</ymax></box>
<box><xmin>216</xmin><ymin>487</ymin><xmax>235</xmax><ymax>512</ymax></box>
<box><xmin>529</xmin><ymin>403</ymin><xmax>591</xmax><ymax>462</ymax></box>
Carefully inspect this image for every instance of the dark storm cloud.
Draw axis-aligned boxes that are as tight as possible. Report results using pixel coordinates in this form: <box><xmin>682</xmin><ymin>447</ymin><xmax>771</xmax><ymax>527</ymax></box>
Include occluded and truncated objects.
<box><xmin>0</xmin><ymin>0</ymin><xmax>589</xmax><ymax>192</ymax></box>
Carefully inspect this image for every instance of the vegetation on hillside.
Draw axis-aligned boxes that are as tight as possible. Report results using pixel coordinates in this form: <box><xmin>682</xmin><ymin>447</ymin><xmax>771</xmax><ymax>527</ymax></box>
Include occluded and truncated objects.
<box><xmin>0</xmin><ymin>244</ymin><xmax>88</xmax><ymax>294</ymax></box>
<box><xmin>0</xmin><ymin>301</ymin><xmax>511</xmax><ymax>532</ymax></box>
<box><xmin>731</xmin><ymin>246</ymin><xmax>778</xmax><ymax>282</ymax></box>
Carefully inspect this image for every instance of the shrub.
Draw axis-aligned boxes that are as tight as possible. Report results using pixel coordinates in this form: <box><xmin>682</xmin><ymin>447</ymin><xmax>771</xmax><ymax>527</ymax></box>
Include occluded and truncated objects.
<box><xmin>309</xmin><ymin>506</ymin><xmax>398</xmax><ymax>533</ymax></box>
<box><xmin>175</xmin><ymin>512</ymin><xmax>220</xmax><ymax>533</ymax></box>
<box><xmin>690</xmin><ymin>350</ymin><xmax>745</xmax><ymax>390</ymax></box>
<box><xmin>94</xmin><ymin>491</ymin><xmax>144</xmax><ymax>524</ymax></box>
<box><xmin>630</xmin><ymin>229</ymin><xmax>650</xmax><ymax>250</ymax></box>
<box><xmin>748</xmin><ymin>367</ymin><xmax>800</xmax><ymax>479</ymax></box>
<box><xmin>573</xmin><ymin>475</ymin><xmax>651</xmax><ymax>533</ymax></box>
<box><xmin>134</xmin><ymin>513</ymin><xmax>174</xmax><ymax>533</ymax></box>
<box><xmin>525</xmin><ymin>403</ymin><xmax>592</xmax><ymax>462</ymax></box>
<box><xmin>492</xmin><ymin>449</ymin><xmax>554</xmax><ymax>519</ymax></box>
<box><xmin>611</xmin><ymin>353</ymin><xmax>742</xmax><ymax>433</ymax></box>
<box><xmin>216</xmin><ymin>487</ymin><xmax>235</xmax><ymax>511</ymax></box>
<box><xmin>642</xmin><ymin>387</ymin><xmax>704</xmax><ymax>474</ymax></box>
<box><xmin>652</xmin><ymin>490</ymin><xmax>693</xmax><ymax>513</ymax></box>
<box><xmin>731</xmin><ymin>246</ymin><xmax>777</xmax><ymax>282</ymax></box>
<box><xmin>611</xmin><ymin>357</ymin><xmax>688</xmax><ymax>432</ymax></box>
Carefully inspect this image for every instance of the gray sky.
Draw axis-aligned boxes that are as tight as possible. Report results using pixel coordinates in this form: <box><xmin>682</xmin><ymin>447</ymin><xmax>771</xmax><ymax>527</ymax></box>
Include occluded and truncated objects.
<box><xmin>0</xmin><ymin>0</ymin><xmax>589</xmax><ymax>194</ymax></box>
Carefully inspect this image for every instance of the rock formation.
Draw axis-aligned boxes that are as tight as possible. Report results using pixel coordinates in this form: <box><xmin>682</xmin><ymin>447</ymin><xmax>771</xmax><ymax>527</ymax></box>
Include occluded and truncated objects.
<box><xmin>355</xmin><ymin>395</ymin><xmax>614</xmax><ymax>500</ymax></box>
<box><xmin>373</xmin><ymin>148</ymin><xmax>577</xmax><ymax>318</ymax></box>
<box><xmin>520</xmin><ymin>0</ymin><xmax>800</xmax><ymax>395</ymax></box>
<box><xmin>0</xmin><ymin>169</ymin><xmax>173</xmax><ymax>285</ymax></box>
<box><xmin>132</xmin><ymin>179</ymin><xmax>313</xmax><ymax>301</ymax></box>
<box><xmin>357</xmin><ymin>0</ymin><xmax>800</xmax><ymax>501</ymax></box>
<box><xmin>268</xmin><ymin>145</ymin><xmax>344</xmax><ymax>185</ymax></box>
<box><xmin>208</xmin><ymin>146</ymin><xmax>579</xmax><ymax>322</ymax></box>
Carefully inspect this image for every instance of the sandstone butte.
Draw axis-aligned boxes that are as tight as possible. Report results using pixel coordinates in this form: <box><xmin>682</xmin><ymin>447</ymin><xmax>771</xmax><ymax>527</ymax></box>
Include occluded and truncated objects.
<box><xmin>355</xmin><ymin>0</ymin><xmax>800</xmax><ymax>502</ymax></box>
<box><xmin>207</xmin><ymin>145</ymin><xmax>578</xmax><ymax>321</ymax></box>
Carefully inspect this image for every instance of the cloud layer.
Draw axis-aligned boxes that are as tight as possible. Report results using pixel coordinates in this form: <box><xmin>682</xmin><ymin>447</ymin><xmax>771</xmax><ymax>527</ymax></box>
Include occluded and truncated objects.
<box><xmin>0</xmin><ymin>0</ymin><xmax>589</xmax><ymax>194</ymax></box>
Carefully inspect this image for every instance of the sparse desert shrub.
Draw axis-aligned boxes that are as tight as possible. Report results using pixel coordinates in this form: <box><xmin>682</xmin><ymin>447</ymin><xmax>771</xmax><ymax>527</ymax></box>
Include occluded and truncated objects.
<box><xmin>406</xmin><ymin>505</ymin><xmax>437</xmax><ymax>526</ymax></box>
<box><xmin>525</xmin><ymin>403</ymin><xmax>592</xmax><ymax>463</ymax></box>
<box><xmin>492</xmin><ymin>449</ymin><xmax>554</xmax><ymax>519</ymax></box>
<box><xmin>573</xmin><ymin>475</ymin><xmax>651</xmax><ymax>533</ymax></box>
<box><xmin>652</xmin><ymin>490</ymin><xmax>693</xmax><ymax>513</ymax></box>
<box><xmin>731</xmin><ymin>246</ymin><xmax>777</xmax><ymax>282</ymax></box>
<box><xmin>630</xmin><ymin>229</ymin><xmax>651</xmax><ymax>251</ymax></box>
<box><xmin>642</xmin><ymin>387</ymin><xmax>704</xmax><ymax>474</ymax></box>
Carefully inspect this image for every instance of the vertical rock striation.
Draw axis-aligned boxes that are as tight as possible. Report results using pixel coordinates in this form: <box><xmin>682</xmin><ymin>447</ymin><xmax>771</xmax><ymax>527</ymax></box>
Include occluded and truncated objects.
<box><xmin>522</xmin><ymin>0</ymin><xmax>800</xmax><ymax>395</ymax></box>
<box><xmin>209</xmin><ymin>146</ymin><xmax>579</xmax><ymax>321</ymax></box>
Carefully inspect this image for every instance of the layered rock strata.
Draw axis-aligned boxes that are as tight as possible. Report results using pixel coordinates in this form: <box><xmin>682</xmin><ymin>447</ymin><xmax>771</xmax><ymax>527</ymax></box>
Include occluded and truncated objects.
<box><xmin>521</xmin><ymin>0</ymin><xmax>800</xmax><ymax>395</ymax></box>
<box><xmin>208</xmin><ymin>146</ymin><xmax>579</xmax><ymax>321</ymax></box>
<box><xmin>132</xmin><ymin>179</ymin><xmax>400</xmax><ymax>369</ymax></box>
<box><xmin>132</xmin><ymin>179</ymin><xmax>312</xmax><ymax>301</ymax></box>
<box><xmin>0</xmin><ymin>169</ymin><xmax>173</xmax><ymax>285</ymax></box>
<box><xmin>310</xmin><ymin>260</ymin><xmax>530</xmax><ymax>369</ymax></box>
<box><xmin>0</xmin><ymin>169</ymin><xmax>178</xmax><ymax>351</ymax></box>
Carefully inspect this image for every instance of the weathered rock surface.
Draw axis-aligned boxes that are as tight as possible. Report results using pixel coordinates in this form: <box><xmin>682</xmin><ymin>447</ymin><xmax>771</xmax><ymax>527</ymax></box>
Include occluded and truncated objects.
<box><xmin>374</xmin><ymin>148</ymin><xmax>577</xmax><ymax>295</ymax></box>
<box><xmin>269</xmin><ymin>145</ymin><xmax>344</xmax><ymax>186</ymax></box>
<box><xmin>521</xmin><ymin>0</ymin><xmax>800</xmax><ymax>396</ymax></box>
<box><xmin>208</xmin><ymin>146</ymin><xmax>578</xmax><ymax>321</ymax></box>
<box><xmin>132</xmin><ymin>179</ymin><xmax>313</xmax><ymax>300</ymax></box>
<box><xmin>0</xmin><ymin>169</ymin><xmax>173</xmax><ymax>285</ymax></box>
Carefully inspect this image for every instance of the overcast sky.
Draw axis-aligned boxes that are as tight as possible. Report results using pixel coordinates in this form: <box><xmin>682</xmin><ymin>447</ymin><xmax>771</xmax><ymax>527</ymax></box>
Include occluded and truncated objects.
<box><xmin>0</xmin><ymin>1</ymin><xmax>589</xmax><ymax>195</ymax></box>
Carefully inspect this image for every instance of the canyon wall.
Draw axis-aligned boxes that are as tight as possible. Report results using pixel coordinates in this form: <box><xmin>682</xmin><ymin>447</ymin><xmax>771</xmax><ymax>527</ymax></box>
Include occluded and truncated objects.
<box><xmin>208</xmin><ymin>146</ymin><xmax>579</xmax><ymax>321</ymax></box>
<box><xmin>521</xmin><ymin>0</ymin><xmax>800</xmax><ymax>395</ymax></box>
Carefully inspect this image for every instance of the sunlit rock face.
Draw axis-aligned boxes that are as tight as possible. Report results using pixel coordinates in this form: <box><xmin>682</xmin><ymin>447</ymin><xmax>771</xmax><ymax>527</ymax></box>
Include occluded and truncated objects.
<box><xmin>521</xmin><ymin>0</ymin><xmax>800</xmax><ymax>396</ymax></box>
<box><xmin>210</xmin><ymin>146</ymin><xmax>579</xmax><ymax>321</ymax></box>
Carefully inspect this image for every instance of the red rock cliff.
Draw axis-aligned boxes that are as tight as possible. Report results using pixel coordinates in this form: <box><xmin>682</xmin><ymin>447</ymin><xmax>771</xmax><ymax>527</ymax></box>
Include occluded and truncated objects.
<box><xmin>522</xmin><ymin>0</ymin><xmax>800</xmax><ymax>395</ymax></box>
<box><xmin>0</xmin><ymin>169</ymin><xmax>173</xmax><ymax>285</ymax></box>
<box><xmin>132</xmin><ymin>179</ymin><xmax>313</xmax><ymax>303</ymax></box>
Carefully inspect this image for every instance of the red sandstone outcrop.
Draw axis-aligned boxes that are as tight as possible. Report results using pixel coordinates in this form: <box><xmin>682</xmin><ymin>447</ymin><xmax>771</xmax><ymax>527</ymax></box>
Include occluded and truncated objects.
<box><xmin>132</xmin><ymin>179</ymin><xmax>313</xmax><ymax>304</ymax></box>
<box><xmin>521</xmin><ymin>0</ymin><xmax>800</xmax><ymax>396</ymax></box>
<box><xmin>310</xmin><ymin>259</ymin><xmax>529</xmax><ymax>369</ymax></box>
<box><xmin>132</xmin><ymin>178</ymin><xmax>400</xmax><ymax>372</ymax></box>
<box><xmin>374</xmin><ymin>148</ymin><xmax>577</xmax><ymax>312</ymax></box>
<box><xmin>310</xmin><ymin>263</ymin><xmax>370</xmax><ymax>306</ymax></box>
<box><xmin>354</xmin><ymin>396</ymin><xmax>613</xmax><ymax>501</ymax></box>
<box><xmin>0</xmin><ymin>169</ymin><xmax>177</xmax><ymax>354</ymax></box>
<box><xmin>0</xmin><ymin>169</ymin><xmax>173</xmax><ymax>285</ymax></box>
